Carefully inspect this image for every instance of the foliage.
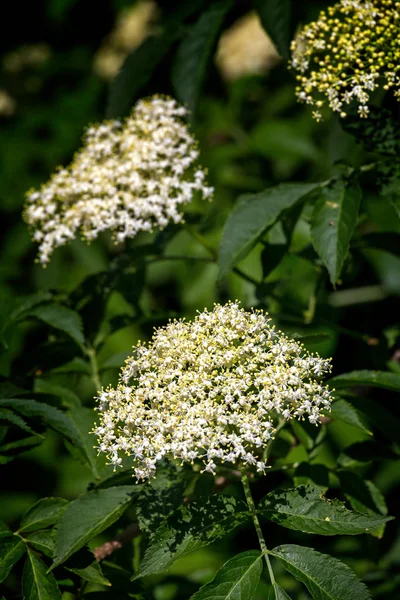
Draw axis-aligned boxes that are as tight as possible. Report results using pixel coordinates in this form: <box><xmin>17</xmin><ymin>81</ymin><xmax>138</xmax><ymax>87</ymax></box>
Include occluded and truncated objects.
<box><xmin>1</xmin><ymin>1</ymin><xmax>400</xmax><ymax>599</ymax></box>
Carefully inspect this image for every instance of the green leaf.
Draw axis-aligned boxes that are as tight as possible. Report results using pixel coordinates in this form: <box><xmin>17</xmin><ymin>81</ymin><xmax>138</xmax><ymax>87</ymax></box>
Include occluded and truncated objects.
<box><xmin>337</xmin><ymin>470</ymin><xmax>385</xmax><ymax>515</ymax></box>
<box><xmin>341</xmin><ymin>478</ymin><xmax>388</xmax><ymax>538</ymax></box>
<box><xmin>272</xmin><ymin>585</ymin><xmax>293</xmax><ymax>599</ymax></box>
<box><xmin>51</xmin><ymin>486</ymin><xmax>136</xmax><ymax>569</ymax></box>
<box><xmin>311</xmin><ymin>179</ymin><xmax>361</xmax><ymax>284</ymax></box>
<box><xmin>26</xmin><ymin>304</ymin><xmax>85</xmax><ymax>347</ymax></box>
<box><xmin>271</xmin><ymin>544</ymin><xmax>371</xmax><ymax>600</ymax></box>
<box><xmin>0</xmin><ymin>398</ymin><xmax>94</xmax><ymax>470</ymax></box>
<box><xmin>22</xmin><ymin>548</ymin><xmax>61</xmax><ymax>600</ymax></box>
<box><xmin>329</xmin><ymin>370</ymin><xmax>400</xmax><ymax>392</ymax></box>
<box><xmin>19</xmin><ymin>498</ymin><xmax>68</xmax><ymax>534</ymax></box>
<box><xmin>259</xmin><ymin>485</ymin><xmax>392</xmax><ymax>536</ymax></box>
<box><xmin>254</xmin><ymin>0</ymin><xmax>291</xmax><ymax>60</ymax></box>
<box><xmin>172</xmin><ymin>0</ymin><xmax>233</xmax><ymax>114</ymax></box>
<box><xmin>26</xmin><ymin>531</ymin><xmax>55</xmax><ymax>558</ymax></box>
<box><xmin>68</xmin><ymin>561</ymin><xmax>111</xmax><ymax>586</ymax></box>
<box><xmin>0</xmin><ymin>408</ymin><xmax>37</xmax><ymax>435</ymax></box>
<box><xmin>339</xmin><ymin>440</ymin><xmax>398</xmax><ymax>465</ymax></box>
<box><xmin>107</xmin><ymin>28</ymin><xmax>182</xmax><ymax>119</ymax></box>
<box><xmin>330</xmin><ymin>398</ymin><xmax>372</xmax><ymax>435</ymax></box>
<box><xmin>34</xmin><ymin>379</ymin><xmax>81</xmax><ymax>409</ymax></box>
<box><xmin>349</xmin><ymin>395</ymin><xmax>400</xmax><ymax>443</ymax></box>
<box><xmin>66</xmin><ymin>406</ymin><xmax>99</xmax><ymax>476</ymax></box>
<box><xmin>190</xmin><ymin>550</ymin><xmax>262</xmax><ymax>599</ymax></box>
<box><xmin>219</xmin><ymin>182</ymin><xmax>321</xmax><ymax>279</ymax></box>
<box><xmin>65</xmin><ymin>547</ymin><xmax>111</xmax><ymax>586</ymax></box>
<box><xmin>134</xmin><ymin>495</ymin><xmax>248</xmax><ymax>579</ymax></box>
<box><xmin>0</xmin><ymin>536</ymin><xmax>26</xmax><ymax>583</ymax></box>
<box><xmin>136</xmin><ymin>466</ymin><xmax>185</xmax><ymax>533</ymax></box>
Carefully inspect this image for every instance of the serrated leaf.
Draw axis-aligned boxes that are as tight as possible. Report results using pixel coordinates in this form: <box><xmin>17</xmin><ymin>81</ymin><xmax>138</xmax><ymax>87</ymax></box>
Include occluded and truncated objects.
<box><xmin>26</xmin><ymin>304</ymin><xmax>85</xmax><ymax>347</ymax></box>
<box><xmin>65</xmin><ymin>547</ymin><xmax>111</xmax><ymax>586</ymax></box>
<box><xmin>190</xmin><ymin>550</ymin><xmax>262</xmax><ymax>599</ymax></box>
<box><xmin>330</xmin><ymin>398</ymin><xmax>371</xmax><ymax>435</ymax></box>
<box><xmin>51</xmin><ymin>486</ymin><xmax>136</xmax><ymax>569</ymax></box>
<box><xmin>134</xmin><ymin>495</ymin><xmax>248</xmax><ymax>579</ymax></box>
<box><xmin>172</xmin><ymin>0</ymin><xmax>233</xmax><ymax>114</ymax></box>
<box><xmin>107</xmin><ymin>28</ymin><xmax>182</xmax><ymax>119</ymax></box>
<box><xmin>272</xmin><ymin>585</ymin><xmax>293</xmax><ymax>599</ymax></box>
<box><xmin>26</xmin><ymin>531</ymin><xmax>55</xmax><ymax>558</ymax></box>
<box><xmin>19</xmin><ymin>498</ymin><xmax>68</xmax><ymax>534</ymax></box>
<box><xmin>34</xmin><ymin>379</ymin><xmax>81</xmax><ymax>409</ymax></box>
<box><xmin>219</xmin><ymin>182</ymin><xmax>321</xmax><ymax>279</ymax></box>
<box><xmin>0</xmin><ymin>398</ymin><xmax>94</xmax><ymax>470</ymax></box>
<box><xmin>337</xmin><ymin>470</ymin><xmax>384</xmax><ymax>515</ymax></box>
<box><xmin>254</xmin><ymin>0</ymin><xmax>291</xmax><ymax>60</ymax></box>
<box><xmin>136</xmin><ymin>466</ymin><xmax>185</xmax><ymax>533</ymax></box>
<box><xmin>0</xmin><ymin>408</ymin><xmax>37</xmax><ymax>435</ymax></box>
<box><xmin>22</xmin><ymin>548</ymin><xmax>61</xmax><ymax>600</ymax></box>
<box><xmin>328</xmin><ymin>370</ymin><xmax>400</xmax><ymax>392</ymax></box>
<box><xmin>311</xmin><ymin>179</ymin><xmax>361</xmax><ymax>284</ymax></box>
<box><xmin>66</xmin><ymin>406</ymin><xmax>99</xmax><ymax>476</ymax></box>
<box><xmin>348</xmin><ymin>395</ymin><xmax>400</xmax><ymax>443</ymax></box>
<box><xmin>342</xmin><ymin>479</ymin><xmax>388</xmax><ymax>538</ymax></box>
<box><xmin>68</xmin><ymin>561</ymin><xmax>111</xmax><ymax>586</ymax></box>
<box><xmin>271</xmin><ymin>544</ymin><xmax>371</xmax><ymax>600</ymax></box>
<box><xmin>0</xmin><ymin>536</ymin><xmax>26</xmax><ymax>583</ymax></box>
<box><xmin>49</xmin><ymin>357</ymin><xmax>91</xmax><ymax>375</ymax></box>
<box><xmin>259</xmin><ymin>485</ymin><xmax>392</xmax><ymax>536</ymax></box>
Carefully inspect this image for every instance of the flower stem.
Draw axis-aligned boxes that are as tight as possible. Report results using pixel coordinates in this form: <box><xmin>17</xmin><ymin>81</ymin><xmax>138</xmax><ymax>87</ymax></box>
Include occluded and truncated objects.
<box><xmin>87</xmin><ymin>346</ymin><xmax>102</xmax><ymax>392</ymax></box>
<box><xmin>241</xmin><ymin>470</ymin><xmax>276</xmax><ymax>588</ymax></box>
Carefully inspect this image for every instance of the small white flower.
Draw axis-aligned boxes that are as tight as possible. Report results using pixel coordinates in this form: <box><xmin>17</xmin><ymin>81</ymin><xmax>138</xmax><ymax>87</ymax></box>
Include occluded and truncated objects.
<box><xmin>94</xmin><ymin>302</ymin><xmax>332</xmax><ymax>479</ymax></box>
<box><xmin>24</xmin><ymin>96</ymin><xmax>213</xmax><ymax>265</ymax></box>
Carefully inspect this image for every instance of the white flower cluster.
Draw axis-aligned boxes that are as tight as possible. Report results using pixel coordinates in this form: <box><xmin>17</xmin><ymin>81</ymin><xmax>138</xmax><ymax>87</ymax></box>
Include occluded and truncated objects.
<box><xmin>24</xmin><ymin>96</ymin><xmax>213</xmax><ymax>264</ymax></box>
<box><xmin>291</xmin><ymin>0</ymin><xmax>400</xmax><ymax>120</ymax></box>
<box><xmin>94</xmin><ymin>302</ymin><xmax>332</xmax><ymax>480</ymax></box>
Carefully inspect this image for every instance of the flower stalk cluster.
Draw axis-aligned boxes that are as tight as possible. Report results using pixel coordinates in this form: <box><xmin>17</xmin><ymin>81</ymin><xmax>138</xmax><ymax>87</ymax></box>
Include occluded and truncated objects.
<box><xmin>291</xmin><ymin>0</ymin><xmax>400</xmax><ymax>120</ymax></box>
<box><xmin>94</xmin><ymin>302</ymin><xmax>332</xmax><ymax>480</ymax></box>
<box><xmin>24</xmin><ymin>96</ymin><xmax>213</xmax><ymax>265</ymax></box>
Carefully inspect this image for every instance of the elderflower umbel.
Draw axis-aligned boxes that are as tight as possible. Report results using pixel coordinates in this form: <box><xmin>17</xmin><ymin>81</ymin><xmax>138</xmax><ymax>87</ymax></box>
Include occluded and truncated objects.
<box><xmin>291</xmin><ymin>0</ymin><xmax>400</xmax><ymax>120</ymax></box>
<box><xmin>94</xmin><ymin>302</ymin><xmax>333</xmax><ymax>480</ymax></box>
<box><xmin>24</xmin><ymin>96</ymin><xmax>213</xmax><ymax>265</ymax></box>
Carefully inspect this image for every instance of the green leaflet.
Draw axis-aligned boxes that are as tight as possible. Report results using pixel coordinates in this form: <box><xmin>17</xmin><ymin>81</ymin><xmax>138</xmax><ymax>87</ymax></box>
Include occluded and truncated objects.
<box><xmin>22</xmin><ymin>548</ymin><xmax>61</xmax><ymax>600</ymax></box>
<box><xmin>330</xmin><ymin>398</ymin><xmax>372</xmax><ymax>435</ymax></box>
<box><xmin>33</xmin><ymin>379</ymin><xmax>81</xmax><ymax>409</ymax></box>
<box><xmin>19</xmin><ymin>498</ymin><xmax>68</xmax><ymax>533</ymax></box>
<box><xmin>66</xmin><ymin>406</ymin><xmax>99</xmax><ymax>476</ymax></box>
<box><xmin>0</xmin><ymin>536</ymin><xmax>26</xmax><ymax>583</ymax></box>
<box><xmin>26</xmin><ymin>531</ymin><xmax>55</xmax><ymax>558</ymax></box>
<box><xmin>26</xmin><ymin>304</ymin><xmax>85</xmax><ymax>347</ymax></box>
<box><xmin>311</xmin><ymin>179</ymin><xmax>361</xmax><ymax>284</ymax></box>
<box><xmin>328</xmin><ymin>370</ymin><xmax>400</xmax><ymax>392</ymax></box>
<box><xmin>259</xmin><ymin>485</ymin><xmax>392</xmax><ymax>536</ymax></box>
<box><xmin>0</xmin><ymin>398</ymin><xmax>94</xmax><ymax>471</ymax></box>
<box><xmin>219</xmin><ymin>182</ymin><xmax>321</xmax><ymax>279</ymax></box>
<box><xmin>106</xmin><ymin>28</ymin><xmax>182</xmax><ymax>119</ymax></box>
<box><xmin>254</xmin><ymin>0</ymin><xmax>291</xmax><ymax>60</ymax></box>
<box><xmin>51</xmin><ymin>485</ymin><xmax>136</xmax><ymax>569</ymax></box>
<box><xmin>271</xmin><ymin>544</ymin><xmax>371</xmax><ymax>600</ymax></box>
<box><xmin>134</xmin><ymin>495</ymin><xmax>249</xmax><ymax>579</ymax></box>
<box><xmin>190</xmin><ymin>550</ymin><xmax>263</xmax><ymax>599</ymax></box>
<box><xmin>172</xmin><ymin>0</ymin><xmax>233</xmax><ymax>115</ymax></box>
